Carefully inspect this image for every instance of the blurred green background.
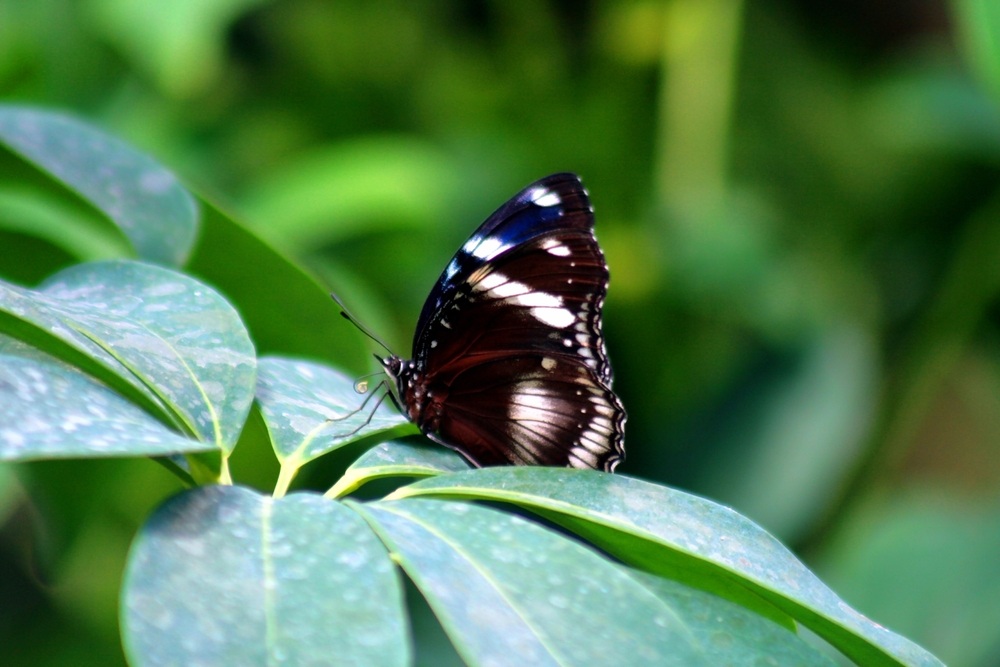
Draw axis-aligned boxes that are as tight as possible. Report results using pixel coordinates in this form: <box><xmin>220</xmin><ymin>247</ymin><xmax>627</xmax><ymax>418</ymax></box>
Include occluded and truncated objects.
<box><xmin>2</xmin><ymin>1</ymin><xmax>999</xmax><ymax>665</ymax></box>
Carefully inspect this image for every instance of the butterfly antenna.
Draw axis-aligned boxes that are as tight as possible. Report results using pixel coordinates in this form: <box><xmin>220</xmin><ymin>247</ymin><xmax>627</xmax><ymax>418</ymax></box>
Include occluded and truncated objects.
<box><xmin>330</xmin><ymin>293</ymin><xmax>393</xmax><ymax>355</ymax></box>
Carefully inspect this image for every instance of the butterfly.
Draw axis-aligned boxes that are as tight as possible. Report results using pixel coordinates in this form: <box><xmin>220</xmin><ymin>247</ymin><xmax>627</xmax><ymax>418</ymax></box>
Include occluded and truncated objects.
<box><xmin>373</xmin><ymin>173</ymin><xmax>625</xmax><ymax>471</ymax></box>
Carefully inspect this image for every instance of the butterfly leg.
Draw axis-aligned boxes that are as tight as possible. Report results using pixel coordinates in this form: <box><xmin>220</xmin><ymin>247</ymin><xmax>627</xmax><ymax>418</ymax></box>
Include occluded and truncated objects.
<box><xmin>325</xmin><ymin>381</ymin><xmax>395</xmax><ymax>440</ymax></box>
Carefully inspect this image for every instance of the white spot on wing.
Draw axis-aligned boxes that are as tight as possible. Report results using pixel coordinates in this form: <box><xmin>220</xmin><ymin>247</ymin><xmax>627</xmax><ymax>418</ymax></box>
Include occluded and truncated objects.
<box><xmin>475</xmin><ymin>271</ymin><xmax>508</xmax><ymax>292</ymax></box>
<box><xmin>464</xmin><ymin>236</ymin><xmax>510</xmax><ymax>260</ymax></box>
<box><xmin>591</xmin><ymin>402</ymin><xmax>616</xmax><ymax>417</ymax></box>
<box><xmin>529</xmin><ymin>186</ymin><xmax>561</xmax><ymax>207</ymax></box>
<box><xmin>569</xmin><ymin>448</ymin><xmax>598</xmax><ymax>469</ymax></box>
<box><xmin>492</xmin><ymin>280</ymin><xmax>532</xmax><ymax>299</ymax></box>
<box><xmin>531</xmin><ymin>307</ymin><xmax>575</xmax><ymax>328</ymax></box>
<box><xmin>508</xmin><ymin>390</ymin><xmax>555</xmax><ymax>423</ymax></box>
<box><xmin>541</xmin><ymin>238</ymin><xmax>572</xmax><ymax>256</ymax></box>
<box><xmin>513</xmin><ymin>291</ymin><xmax>562</xmax><ymax>308</ymax></box>
<box><xmin>474</xmin><ymin>268</ymin><xmax>577</xmax><ymax>329</ymax></box>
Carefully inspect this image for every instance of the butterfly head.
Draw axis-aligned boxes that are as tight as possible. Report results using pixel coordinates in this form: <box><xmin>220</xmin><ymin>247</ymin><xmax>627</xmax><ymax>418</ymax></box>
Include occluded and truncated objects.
<box><xmin>379</xmin><ymin>354</ymin><xmax>424</xmax><ymax>425</ymax></box>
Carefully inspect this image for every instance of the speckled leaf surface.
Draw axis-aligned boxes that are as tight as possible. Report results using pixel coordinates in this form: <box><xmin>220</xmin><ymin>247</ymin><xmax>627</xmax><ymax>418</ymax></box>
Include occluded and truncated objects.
<box><xmin>0</xmin><ymin>105</ymin><xmax>198</xmax><ymax>266</ymax></box>
<box><xmin>122</xmin><ymin>485</ymin><xmax>408</xmax><ymax>667</ymax></box>
<box><xmin>392</xmin><ymin>469</ymin><xmax>945</xmax><ymax>667</ymax></box>
<box><xmin>256</xmin><ymin>356</ymin><xmax>411</xmax><ymax>465</ymax></box>
<box><xmin>0</xmin><ymin>261</ymin><xmax>255</xmax><ymax>450</ymax></box>
<box><xmin>630</xmin><ymin>570</ymin><xmax>838</xmax><ymax>666</ymax></box>
<box><xmin>357</xmin><ymin>498</ymin><xmax>697</xmax><ymax>666</ymax></box>
<box><xmin>0</xmin><ymin>354</ymin><xmax>213</xmax><ymax>460</ymax></box>
<box><xmin>328</xmin><ymin>440</ymin><xmax>470</xmax><ymax>498</ymax></box>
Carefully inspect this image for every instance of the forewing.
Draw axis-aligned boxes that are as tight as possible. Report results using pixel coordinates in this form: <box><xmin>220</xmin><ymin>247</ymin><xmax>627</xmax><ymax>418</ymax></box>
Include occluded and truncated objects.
<box><xmin>413</xmin><ymin>173</ymin><xmax>592</xmax><ymax>345</ymax></box>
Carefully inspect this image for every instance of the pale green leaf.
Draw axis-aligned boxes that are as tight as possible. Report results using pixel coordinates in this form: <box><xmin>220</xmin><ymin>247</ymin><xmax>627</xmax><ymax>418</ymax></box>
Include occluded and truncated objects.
<box><xmin>0</xmin><ymin>354</ymin><xmax>213</xmax><ymax>461</ymax></box>
<box><xmin>357</xmin><ymin>498</ymin><xmax>697</xmax><ymax>666</ymax></box>
<box><xmin>0</xmin><ymin>260</ymin><xmax>256</xmax><ymax>450</ymax></box>
<box><xmin>631</xmin><ymin>571</ymin><xmax>838</xmax><ymax>666</ymax></box>
<box><xmin>0</xmin><ymin>105</ymin><xmax>197</xmax><ymax>265</ymax></box>
<box><xmin>392</xmin><ymin>468</ymin><xmax>945</xmax><ymax>667</ymax></box>
<box><xmin>256</xmin><ymin>356</ymin><xmax>411</xmax><ymax>465</ymax></box>
<box><xmin>121</xmin><ymin>485</ymin><xmax>408</xmax><ymax>667</ymax></box>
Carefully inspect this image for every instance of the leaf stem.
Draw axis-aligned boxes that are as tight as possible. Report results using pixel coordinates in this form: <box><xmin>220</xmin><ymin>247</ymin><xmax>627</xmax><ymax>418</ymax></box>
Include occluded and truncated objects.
<box><xmin>273</xmin><ymin>459</ymin><xmax>298</xmax><ymax>498</ymax></box>
<box><xmin>218</xmin><ymin>457</ymin><xmax>233</xmax><ymax>485</ymax></box>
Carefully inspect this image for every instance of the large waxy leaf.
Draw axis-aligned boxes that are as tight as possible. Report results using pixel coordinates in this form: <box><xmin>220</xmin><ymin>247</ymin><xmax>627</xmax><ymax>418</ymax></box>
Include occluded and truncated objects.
<box><xmin>256</xmin><ymin>356</ymin><xmax>412</xmax><ymax>467</ymax></box>
<box><xmin>327</xmin><ymin>440</ymin><xmax>469</xmax><ymax>498</ymax></box>
<box><xmin>0</xmin><ymin>260</ymin><xmax>255</xmax><ymax>450</ymax></box>
<box><xmin>121</xmin><ymin>485</ymin><xmax>408</xmax><ymax>667</ymax></box>
<box><xmin>356</xmin><ymin>498</ymin><xmax>696</xmax><ymax>666</ymax></box>
<box><xmin>392</xmin><ymin>468</ymin><xmax>945</xmax><ymax>667</ymax></box>
<box><xmin>0</xmin><ymin>354</ymin><xmax>213</xmax><ymax>461</ymax></box>
<box><xmin>0</xmin><ymin>105</ymin><xmax>198</xmax><ymax>266</ymax></box>
<box><xmin>0</xmin><ymin>105</ymin><xmax>368</xmax><ymax>371</ymax></box>
<box><xmin>630</xmin><ymin>571</ymin><xmax>838</xmax><ymax>665</ymax></box>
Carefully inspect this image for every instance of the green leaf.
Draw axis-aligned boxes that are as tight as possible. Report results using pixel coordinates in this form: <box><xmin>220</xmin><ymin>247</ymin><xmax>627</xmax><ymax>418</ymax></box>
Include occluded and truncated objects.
<box><xmin>0</xmin><ymin>260</ymin><xmax>256</xmax><ymax>450</ymax></box>
<box><xmin>0</xmin><ymin>105</ymin><xmax>198</xmax><ymax>266</ymax></box>
<box><xmin>256</xmin><ymin>356</ymin><xmax>412</xmax><ymax>467</ymax></box>
<box><xmin>327</xmin><ymin>440</ymin><xmax>470</xmax><ymax>498</ymax></box>
<box><xmin>121</xmin><ymin>485</ymin><xmax>408</xmax><ymax>667</ymax></box>
<box><xmin>391</xmin><ymin>469</ymin><xmax>945</xmax><ymax>667</ymax></box>
<box><xmin>0</xmin><ymin>353</ymin><xmax>213</xmax><ymax>461</ymax></box>
<box><xmin>0</xmin><ymin>106</ymin><xmax>368</xmax><ymax>370</ymax></box>
<box><xmin>0</xmin><ymin>462</ymin><xmax>17</xmax><ymax>524</ymax></box>
<box><xmin>356</xmin><ymin>498</ymin><xmax>698</xmax><ymax>666</ymax></box>
<box><xmin>631</xmin><ymin>571</ymin><xmax>838</xmax><ymax>665</ymax></box>
<box><xmin>0</xmin><ymin>185</ymin><xmax>130</xmax><ymax>261</ymax></box>
<box><xmin>240</xmin><ymin>137</ymin><xmax>464</xmax><ymax>251</ymax></box>
<box><xmin>187</xmin><ymin>199</ymin><xmax>369</xmax><ymax>371</ymax></box>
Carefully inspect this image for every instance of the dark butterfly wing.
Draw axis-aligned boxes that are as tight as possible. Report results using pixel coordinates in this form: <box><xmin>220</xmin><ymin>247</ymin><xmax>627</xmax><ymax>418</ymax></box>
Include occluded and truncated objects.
<box><xmin>392</xmin><ymin>173</ymin><xmax>625</xmax><ymax>471</ymax></box>
<box><xmin>413</xmin><ymin>173</ymin><xmax>592</xmax><ymax>347</ymax></box>
<box><xmin>426</xmin><ymin>355</ymin><xmax>624</xmax><ymax>470</ymax></box>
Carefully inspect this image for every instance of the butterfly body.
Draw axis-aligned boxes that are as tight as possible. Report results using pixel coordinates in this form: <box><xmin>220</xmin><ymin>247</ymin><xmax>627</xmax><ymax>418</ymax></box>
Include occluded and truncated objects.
<box><xmin>381</xmin><ymin>173</ymin><xmax>625</xmax><ymax>471</ymax></box>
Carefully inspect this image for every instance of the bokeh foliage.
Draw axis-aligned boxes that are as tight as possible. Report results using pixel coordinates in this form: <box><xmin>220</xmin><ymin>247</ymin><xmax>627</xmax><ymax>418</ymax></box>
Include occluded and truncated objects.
<box><xmin>1</xmin><ymin>1</ymin><xmax>998</xmax><ymax>666</ymax></box>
